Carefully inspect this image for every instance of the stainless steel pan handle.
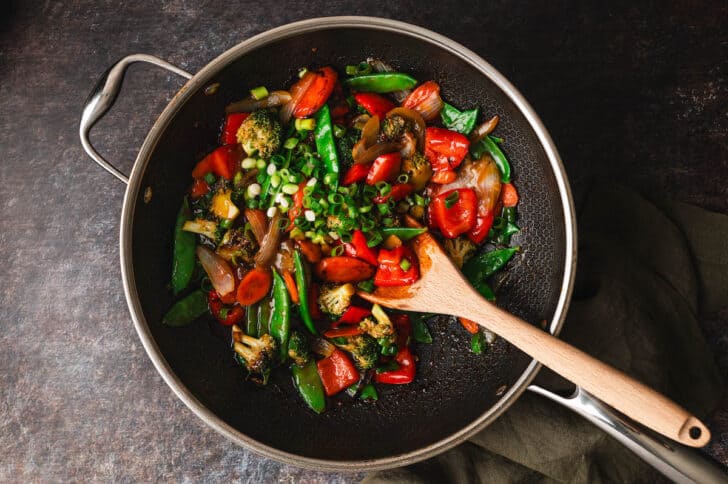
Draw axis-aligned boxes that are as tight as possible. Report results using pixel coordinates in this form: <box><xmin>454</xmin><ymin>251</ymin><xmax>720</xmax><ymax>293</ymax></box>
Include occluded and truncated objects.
<box><xmin>79</xmin><ymin>54</ymin><xmax>193</xmax><ymax>184</ymax></box>
<box><xmin>528</xmin><ymin>385</ymin><xmax>728</xmax><ymax>483</ymax></box>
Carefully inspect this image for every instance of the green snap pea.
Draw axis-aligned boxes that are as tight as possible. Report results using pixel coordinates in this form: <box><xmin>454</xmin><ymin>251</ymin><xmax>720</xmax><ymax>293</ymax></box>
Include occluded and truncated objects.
<box><xmin>476</xmin><ymin>136</ymin><xmax>511</xmax><ymax>183</ymax></box>
<box><xmin>257</xmin><ymin>296</ymin><xmax>272</xmax><ymax>336</ymax></box>
<box><xmin>314</xmin><ymin>104</ymin><xmax>339</xmax><ymax>190</ymax></box>
<box><xmin>291</xmin><ymin>361</ymin><xmax>326</xmax><ymax>414</ymax></box>
<box><xmin>411</xmin><ymin>317</ymin><xmax>433</xmax><ymax>344</ymax></box>
<box><xmin>269</xmin><ymin>270</ymin><xmax>291</xmax><ymax>360</ymax></box>
<box><xmin>380</xmin><ymin>227</ymin><xmax>427</xmax><ymax>241</ymax></box>
<box><xmin>246</xmin><ymin>302</ymin><xmax>259</xmax><ymax>337</ymax></box>
<box><xmin>171</xmin><ymin>198</ymin><xmax>196</xmax><ymax>295</ymax></box>
<box><xmin>471</xmin><ymin>331</ymin><xmax>486</xmax><ymax>354</ymax></box>
<box><xmin>162</xmin><ymin>290</ymin><xmax>208</xmax><ymax>327</ymax></box>
<box><xmin>462</xmin><ymin>247</ymin><xmax>520</xmax><ymax>282</ymax></box>
<box><xmin>343</xmin><ymin>73</ymin><xmax>418</xmax><ymax>93</ymax></box>
<box><xmin>294</xmin><ymin>250</ymin><xmax>317</xmax><ymax>335</ymax></box>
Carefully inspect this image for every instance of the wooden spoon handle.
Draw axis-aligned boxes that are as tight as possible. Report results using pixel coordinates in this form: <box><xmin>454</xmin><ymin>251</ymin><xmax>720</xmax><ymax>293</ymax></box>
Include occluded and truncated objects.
<box><xmin>462</xmin><ymin>302</ymin><xmax>711</xmax><ymax>448</ymax></box>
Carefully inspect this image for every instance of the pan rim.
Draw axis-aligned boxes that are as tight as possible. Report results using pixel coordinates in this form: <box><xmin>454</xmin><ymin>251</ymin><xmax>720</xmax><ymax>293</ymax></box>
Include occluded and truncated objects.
<box><xmin>119</xmin><ymin>16</ymin><xmax>577</xmax><ymax>472</ymax></box>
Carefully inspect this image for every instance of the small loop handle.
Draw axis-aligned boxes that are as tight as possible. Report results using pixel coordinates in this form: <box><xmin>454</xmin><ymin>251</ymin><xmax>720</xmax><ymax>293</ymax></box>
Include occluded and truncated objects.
<box><xmin>79</xmin><ymin>54</ymin><xmax>193</xmax><ymax>184</ymax></box>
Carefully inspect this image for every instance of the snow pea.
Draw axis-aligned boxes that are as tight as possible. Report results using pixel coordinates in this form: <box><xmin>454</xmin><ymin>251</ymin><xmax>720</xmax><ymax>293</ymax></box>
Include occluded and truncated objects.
<box><xmin>380</xmin><ymin>227</ymin><xmax>427</xmax><ymax>241</ymax></box>
<box><xmin>291</xmin><ymin>361</ymin><xmax>326</xmax><ymax>414</ymax></box>
<box><xmin>471</xmin><ymin>331</ymin><xmax>486</xmax><ymax>354</ymax></box>
<box><xmin>171</xmin><ymin>198</ymin><xmax>196</xmax><ymax>295</ymax></box>
<box><xmin>359</xmin><ymin>383</ymin><xmax>378</xmax><ymax>401</ymax></box>
<box><xmin>314</xmin><ymin>104</ymin><xmax>339</xmax><ymax>190</ymax></box>
<box><xmin>257</xmin><ymin>296</ymin><xmax>272</xmax><ymax>336</ymax></box>
<box><xmin>473</xmin><ymin>135</ymin><xmax>511</xmax><ymax>183</ymax></box>
<box><xmin>294</xmin><ymin>250</ymin><xmax>317</xmax><ymax>335</ymax></box>
<box><xmin>462</xmin><ymin>247</ymin><xmax>519</xmax><ymax>282</ymax></box>
<box><xmin>245</xmin><ymin>302</ymin><xmax>259</xmax><ymax>337</ymax></box>
<box><xmin>270</xmin><ymin>270</ymin><xmax>291</xmax><ymax>360</ymax></box>
<box><xmin>162</xmin><ymin>290</ymin><xmax>208</xmax><ymax>327</ymax></box>
<box><xmin>343</xmin><ymin>73</ymin><xmax>418</xmax><ymax>93</ymax></box>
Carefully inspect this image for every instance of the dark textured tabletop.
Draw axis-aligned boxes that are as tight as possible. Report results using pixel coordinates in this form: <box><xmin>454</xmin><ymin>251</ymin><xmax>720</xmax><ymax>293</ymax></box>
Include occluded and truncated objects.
<box><xmin>2</xmin><ymin>1</ymin><xmax>727</xmax><ymax>481</ymax></box>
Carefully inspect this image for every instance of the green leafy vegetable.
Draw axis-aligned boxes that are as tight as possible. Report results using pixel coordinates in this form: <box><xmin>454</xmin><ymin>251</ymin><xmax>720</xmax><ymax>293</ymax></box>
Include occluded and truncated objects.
<box><xmin>440</xmin><ymin>102</ymin><xmax>479</xmax><ymax>135</ymax></box>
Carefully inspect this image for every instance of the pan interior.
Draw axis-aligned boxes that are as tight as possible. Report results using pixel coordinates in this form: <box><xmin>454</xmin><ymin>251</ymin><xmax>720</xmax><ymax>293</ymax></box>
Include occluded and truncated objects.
<box><xmin>129</xmin><ymin>26</ymin><xmax>567</xmax><ymax>461</ymax></box>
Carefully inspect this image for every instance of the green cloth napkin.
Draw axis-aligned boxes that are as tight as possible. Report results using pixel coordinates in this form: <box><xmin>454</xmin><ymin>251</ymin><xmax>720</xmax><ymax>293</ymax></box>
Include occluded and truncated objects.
<box><xmin>365</xmin><ymin>185</ymin><xmax>726</xmax><ymax>483</ymax></box>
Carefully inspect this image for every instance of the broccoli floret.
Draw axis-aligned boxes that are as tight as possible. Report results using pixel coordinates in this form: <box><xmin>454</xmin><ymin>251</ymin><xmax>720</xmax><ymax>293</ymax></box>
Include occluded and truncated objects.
<box><xmin>216</xmin><ymin>227</ymin><xmax>257</xmax><ymax>265</ymax></box>
<box><xmin>444</xmin><ymin>236</ymin><xmax>477</xmax><ymax>269</ymax></box>
<box><xmin>401</xmin><ymin>152</ymin><xmax>433</xmax><ymax>191</ymax></box>
<box><xmin>336</xmin><ymin>130</ymin><xmax>360</xmax><ymax>172</ymax></box>
<box><xmin>333</xmin><ymin>334</ymin><xmax>379</xmax><ymax>370</ymax></box>
<box><xmin>318</xmin><ymin>283</ymin><xmax>356</xmax><ymax>318</ymax></box>
<box><xmin>236</xmin><ymin>109</ymin><xmax>282</xmax><ymax>159</ymax></box>
<box><xmin>380</xmin><ymin>115</ymin><xmax>406</xmax><ymax>141</ymax></box>
<box><xmin>232</xmin><ymin>324</ymin><xmax>277</xmax><ymax>385</ymax></box>
<box><xmin>359</xmin><ymin>304</ymin><xmax>397</xmax><ymax>348</ymax></box>
<box><xmin>287</xmin><ymin>330</ymin><xmax>312</xmax><ymax>366</ymax></box>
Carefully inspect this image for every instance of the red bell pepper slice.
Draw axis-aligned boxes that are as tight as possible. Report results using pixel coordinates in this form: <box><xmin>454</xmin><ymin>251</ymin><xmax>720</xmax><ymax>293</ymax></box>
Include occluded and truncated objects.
<box><xmin>425</xmin><ymin>127</ymin><xmax>470</xmax><ymax>172</ymax></box>
<box><xmin>288</xmin><ymin>181</ymin><xmax>308</xmax><ymax>228</ymax></box>
<box><xmin>294</xmin><ymin>67</ymin><xmax>338</xmax><ymax>119</ymax></box>
<box><xmin>467</xmin><ymin>210</ymin><xmax>496</xmax><ymax>244</ymax></box>
<box><xmin>353</xmin><ymin>92</ymin><xmax>396</xmax><ymax>119</ymax></box>
<box><xmin>429</xmin><ymin>188</ymin><xmax>477</xmax><ymax>238</ymax></box>
<box><xmin>373</xmin><ymin>183</ymin><xmax>413</xmax><ymax>204</ymax></box>
<box><xmin>208</xmin><ymin>290</ymin><xmax>245</xmax><ymax>326</ymax></box>
<box><xmin>401</xmin><ymin>80</ymin><xmax>442</xmax><ymax>121</ymax></box>
<box><xmin>316</xmin><ymin>349</ymin><xmax>360</xmax><ymax>396</ymax></box>
<box><xmin>347</xmin><ymin>230</ymin><xmax>379</xmax><ymax>266</ymax></box>
<box><xmin>220</xmin><ymin>112</ymin><xmax>249</xmax><ymax>145</ymax></box>
<box><xmin>374</xmin><ymin>245</ymin><xmax>419</xmax><ymax>287</ymax></box>
<box><xmin>333</xmin><ymin>306</ymin><xmax>372</xmax><ymax>327</ymax></box>
<box><xmin>375</xmin><ymin>346</ymin><xmax>416</xmax><ymax>385</ymax></box>
<box><xmin>366</xmin><ymin>152</ymin><xmax>402</xmax><ymax>185</ymax></box>
<box><xmin>342</xmin><ymin>163</ymin><xmax>371</xmax><ymax>185</ymax></box>
<box><xmin>191</xmin><ymin>145</ymin><xmax>242</xmax><ymax>180</ymax></box>
<box><xmin>190</xmin><ymin>178</ymin><xmax>210</xmax><ymax>199</ymax></box>
<box><xmin>323</xmin><ymin>327</ymin><xmax>364</xmax><ymax>338</ymax></box>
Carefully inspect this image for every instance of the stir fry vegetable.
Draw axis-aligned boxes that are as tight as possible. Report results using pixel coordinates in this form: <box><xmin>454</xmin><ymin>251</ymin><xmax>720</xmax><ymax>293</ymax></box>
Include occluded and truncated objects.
<box><xmin>162</xmin><ymin>59</ymin><xmax>523</xmax><ymax>412</ymax></box>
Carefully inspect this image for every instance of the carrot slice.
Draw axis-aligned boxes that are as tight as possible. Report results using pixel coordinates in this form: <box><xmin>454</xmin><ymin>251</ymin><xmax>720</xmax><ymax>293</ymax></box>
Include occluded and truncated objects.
<box><xmin>501</xmin><ymin>182</ymin><xmax>519</xmax><ymax>207</ymax></box>
<box><xmin>236</xmin><ymin>267</ymin><xmax>272</xmax><ymax>305</ymax></box>
<box><xmin>458</xmin><ymin>317</ymin><xmax>479</xmax><ymax>334</ymax></box>
<box><xmin>282</xmin><ymin>270</ymin><xmax>299</xmax><ymax>305</ymax></box>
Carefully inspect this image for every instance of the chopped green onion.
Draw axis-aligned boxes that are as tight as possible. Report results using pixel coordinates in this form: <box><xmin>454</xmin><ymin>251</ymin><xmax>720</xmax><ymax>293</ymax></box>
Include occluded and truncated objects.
<box><xmin>358</xmin><ymin>205</ymin><xmax>372</xmax><ymax>214</ymax></box>
<box><xmin>284</xmin><ymin>137</ymin><xmax>299</xmax><ymax>150</ymax></box>
<box><xmin>270</xmin><ymin>174</ymin><xmax>282</xmax><ymax>188</ymax></box>
<box><xmin>218</xmin><ymin>307</ymin><xmax>229</xmax><ymax>319</ymax></box>
<box><xmin>396</xmin><ymin>173</ymin><xmax>410</xmax><ymax>184</ymax></box>
<box><xmin>331</xmin><ymin>245</ymin><xmax>345</xmax><ymax>256</ymax></box>
<box><xmin>298</xmin><ymin>67</ymin><xmax>308</xmax><ymax>78</ymax></box>
<box><xmin>323</xmin><ymin>172</ymin><xmax>337</xmax><ymax>186</ymax></box>
<box><xmin>266</xmin><ymin>163</ymin><xmax>277</xmax><ymax>176</ymax></box>
<box><xmin>295</xmin><ymin>118</ymin><xmax>316</xmax><ymax>131</ymax></box>
<box><xmin>414</xmin><ymin>193</ymin><xmax>426</xmax><ymax>206</ymax></box>
<box><xmin>444</xmin><ymin>190</ymin><xmax>460</xmax><ymax>209</ymax></box>
<box><xmin>246</xmin><ymin>183</ymin><xmax>261</xmax><ymax>198</ymax></box>
<box><xmin>277</xmin><ymin>218</ymin><xmax>291</xmax><ymax>230</ymax></box>
<box><xmin>377</xmin><ymin>203</ymin><xmax>390</xmax><ymax>215</ymax></box>
<box><xmin>281</xmin><ymin>183</ymin><xmax>299</xmax><ymax>195</ymax></box>
<box><xmin>256</xmin><ymin>159</ymin><xmax>267</xmax><ymax>170</ymax></box>
<box><xmin>233</xmin><ymin>171</ymin><xmax>243</xmax><ymax>186</ymax></box>
<box><xmin>220</xmin><ymin>218</ymin><xmax>232</xmax><ymax>229</ymax></box>
<box><xmin>333</xmin><ymin>124</ymin><xmax>346</xmax><ymax>138</ymax></box>
<box><xmin>357</xmin><ymin>279</ymin><xmax>375</xmax><ymax>293</ymax></box>
<box><xmin>327</xmin><ymin>193</ymin><xmax>344</xmax><ymax>205</ymax></box>
<box><xmin>366</xmin><ymin>231</ymin><xmax>383</xmax><ymax>247</ymax></box>
<box><xmin>250</xmin><ymin>86</ymin><xmax>269</xmax><ymax>100</ymax></box>
<box><xmin>204</xmin><ymin>172</ymin><xmax>216</xmax><ymax>185</ymax></box>
<box><xmin>400</xmin><ymin>258</ymin><xmax>412</xmax><ymax>271</ymax></box>
<box><xmin>241</xmin><ymin>157</ymin><xmax>257</xmax><ymax>170</ymax></box>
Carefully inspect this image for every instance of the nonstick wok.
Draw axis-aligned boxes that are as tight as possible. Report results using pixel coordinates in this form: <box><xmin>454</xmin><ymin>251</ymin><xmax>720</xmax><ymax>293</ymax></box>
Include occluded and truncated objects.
<box><xmin>80</xmin><ymin>17</ymin><xmax>724</xmax><ymax>481</ymax></box>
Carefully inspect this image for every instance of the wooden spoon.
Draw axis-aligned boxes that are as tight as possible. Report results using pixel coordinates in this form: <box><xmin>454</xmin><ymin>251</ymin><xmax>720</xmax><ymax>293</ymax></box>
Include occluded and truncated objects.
<box><xmin>359</xmin><ymin>231</ymin><xmax>711</xmax><ymax>448</ymax></box>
